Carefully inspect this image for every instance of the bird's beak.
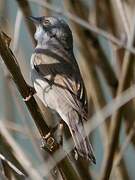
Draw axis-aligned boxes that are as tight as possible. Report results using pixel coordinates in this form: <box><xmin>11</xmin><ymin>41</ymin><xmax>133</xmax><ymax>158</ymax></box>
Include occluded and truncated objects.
<box><xmin>27</xmin><ymin>16</ymin><xmax>43</xmax><ymax>25</ymax></box>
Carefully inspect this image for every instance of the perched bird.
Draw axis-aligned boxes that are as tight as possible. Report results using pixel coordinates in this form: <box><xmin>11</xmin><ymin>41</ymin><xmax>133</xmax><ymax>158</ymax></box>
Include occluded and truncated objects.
<box><xmin>29</xmin><ymin>16</ymin><xmax>96</xmax><ymax>164</ymax></box>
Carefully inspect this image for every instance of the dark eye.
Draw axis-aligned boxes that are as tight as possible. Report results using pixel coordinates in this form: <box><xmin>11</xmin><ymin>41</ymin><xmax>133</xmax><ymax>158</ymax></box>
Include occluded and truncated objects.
<box><xmin>43</xmin><ymin>19</ymin><xmax>50</xmax><ymax>25</ymax></box>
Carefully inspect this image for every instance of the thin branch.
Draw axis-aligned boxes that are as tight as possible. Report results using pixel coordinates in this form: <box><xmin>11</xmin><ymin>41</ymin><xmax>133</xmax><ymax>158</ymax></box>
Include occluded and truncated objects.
<box><xmin>0</xmin><ymin>133</ymin><xmax>27</xmax><ymax>176</ymax></box>
<box><xmin>116</xmin><ymin>0</ymin><xmax>130</xmax><ymax>35</ymax></box>
<box><xmin>94</xmin><ymin>1</ymin><xmax>118</xmax><ymax>87</ymax></box>
<box><xmin>0</xmin><ymin>121</ymin><xmax>44</xmax><ymax>180</ymax></box>
<box><xmin>1</xmin><ymin>160</ymin><xmax>12</xmax><ymax>180</ymax></box>
<box><xmin>104</xmin><ymin>0</ymin><xmax>127</xmax><ymax>39</ymax></box>
<box><xmin>113</xmin><ymin>157</ymin><xmax>130</xmax><ymax>180</ymax></box>
<box><xmin>0</xmin><ymin>153</ymin><xmax>25</xmax><ymax>178</ymax></box>
<box><xmin>13</xmin><ymin>9</ymin><xmax>22</xmax><ymax>53</ymax></box>
<box><xmin>96</xmin><ymin>2</ymin><xmax>130</xmax><ymax>179</ymax></box>
<box><xmin>100</xmin><ymin>15</ymin><xmax>135</xmax><ymax>180</ymax></box>
<box><xmin>113</xmin><ymin>122</ymin><xmax>135</xmax><ymax>168</ymax></box>
<box><xmin>85</xmin><ymin>84</ymin><xmax>135</xmax><ymax>134</ymax></box>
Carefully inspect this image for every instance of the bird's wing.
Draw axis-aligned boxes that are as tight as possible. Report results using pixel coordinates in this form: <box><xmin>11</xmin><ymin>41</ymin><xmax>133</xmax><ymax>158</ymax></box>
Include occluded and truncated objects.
<box><xmin>33</xmin><ymin>53</ymin><xmax>88</xmax><ymax>120</ymax></box>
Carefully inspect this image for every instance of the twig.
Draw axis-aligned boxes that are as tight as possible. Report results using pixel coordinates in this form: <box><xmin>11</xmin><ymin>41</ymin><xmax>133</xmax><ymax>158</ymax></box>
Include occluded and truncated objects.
<box><xmin>13</xmin><ymin>9</ymin><xmax>22</xmax><ymax>53</ymax></box>
<box><xmin>108</xmin><ymin>0</ymin><xmax>135</xmax><ymax>152</ymax></box>
<box><xmin>86</xmin><ymin>84</ymin><xmax>135</xmax><ymax>134</ymax></box>
<box><xmin>96</xmin><ymin>2</ymin><xmax>130</xmax><ymax>178</ymax></box>
<box><xmin>29</xmin><ymin>0</ymin><xmax>135</xmax><ymax>54</ymax></box>
<box><xmin>94</xmin><ymin>1</ymin><xmax>118</xmax><ymax>87</ymax></box>
<box><xmin>105</xmin><ymin>0</ymin><xmax>127</xmax><ymax>39</ymax></box>
<box><xmin>1</xmin><ymin>160</ymin><xmax>12</xmax><ymax>180</ymax></box>
<box><xmin>9</xmin><ymin>79</ymin><xmax>46</xmax><ymax>164</ymax></box>
<box><xmin>0</xmin><ymin>32</ymin><xmax>81</xmax><ymax>180</ymax></box>
<box><xmin>16</xmin><ymin>0</ymin><xmax>36</xmax><ymax>46</ymax></box>
<box><xmin>116</xmin><ymin>0</ymin><xmax>130</xmax><ymax>35</ymax></box>
<box><xmin>39</xmin><ymin>0</ymin><xmax>52</xmax><ymax>16</ymax></box>
<box><xmin>100</xmin><ymin>15</ymin><xmax>135</xmax><ymax>180</ymax></box>
<box><xmin>0</xmin><ymin>153</ymin><xmax>25</xmax><ymax>178</ymax></box>
<box><xmin>0</xmin><ymin>132</ymin><xmax>27</xmax><ymax>176</ymax></box>
<box><xmin>0</xmin><ymin>31</ymin><xmax>51</xmax><ymax>137</ymax></box>
<box><xmin>113</xmin><ymin>122</ymin><xmax>135</xmax><ymax>168</ymax></box>
<box><xmin>0</xmin><ymin>121</ymin><xmax>44</xmax><ymax>180</ymax></box>
<box><xmin>110</xmin><ymin>122</ymin><xmax>135</xmax><ymax>178</ymax></box>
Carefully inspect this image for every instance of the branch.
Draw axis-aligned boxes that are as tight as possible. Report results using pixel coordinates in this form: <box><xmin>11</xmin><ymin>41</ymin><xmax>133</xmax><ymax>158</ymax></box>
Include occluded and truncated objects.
<box><xmin>0</xmin><ymin>153</ymin><xmax>25</xmax><ymax>178</ymax></box>
<box><xmin>100</xmin><ymin>16</ymin><xmax>135</xmax><ymax>180</ymax></box>
<box><xmin>0</xmin><ymin>31</ymin><xmax>50</xmax><ymax>137</ymax></box>
<box><xmin>0</xmin><ymin>31</ymin><xmax>81</xmax><ymax>180</ymax></box>
<box><xmin>114</xmin><ymin>122</ymin><xmax>135</xmax><ymax>168</ymax></box>
<box><xmin>87</xmin><ymin>84</ymin><xmax>135</xmax><ymax>134</ymax></box>
<box><xmin>0</xmin><ymin>132</ymin><xmax>27</xmax><ymax>177</ymax></box>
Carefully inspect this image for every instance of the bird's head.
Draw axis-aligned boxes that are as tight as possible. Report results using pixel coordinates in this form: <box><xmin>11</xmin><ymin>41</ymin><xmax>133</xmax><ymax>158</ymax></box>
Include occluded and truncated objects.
<box><xmin>29</xmin><ymin>16</ymin><xmax>73</xmax><ymax>50</ymax></box>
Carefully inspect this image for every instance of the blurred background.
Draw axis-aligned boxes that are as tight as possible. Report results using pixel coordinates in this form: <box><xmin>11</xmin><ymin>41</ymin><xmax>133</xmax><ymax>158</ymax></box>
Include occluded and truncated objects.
<box><xmin>0</xmin><ymin>0</ymin><xmax>135</xmax><ymax>179</ymax></box>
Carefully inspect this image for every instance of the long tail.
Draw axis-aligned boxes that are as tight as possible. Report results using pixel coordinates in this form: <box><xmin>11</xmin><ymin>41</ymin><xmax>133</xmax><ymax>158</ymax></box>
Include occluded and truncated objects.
<box><xmin>68</xmin><ymin>109</ymin><xmax>96</xmax><ymax>164</ymax></box>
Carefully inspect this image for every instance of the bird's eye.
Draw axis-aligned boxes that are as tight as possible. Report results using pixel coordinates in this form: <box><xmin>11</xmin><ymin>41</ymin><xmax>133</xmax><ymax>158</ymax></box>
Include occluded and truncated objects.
<box><xmin>43</xmin><ymin>19</ymin><xmax>50</xmax><ymax>25</ymax></box>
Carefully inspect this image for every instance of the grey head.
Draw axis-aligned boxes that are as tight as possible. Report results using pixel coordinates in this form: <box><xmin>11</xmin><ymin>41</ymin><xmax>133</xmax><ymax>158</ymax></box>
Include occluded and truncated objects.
<box><xmin>29</xmin><ymin>16</ymin><xmax>73</xmax><ymax>51</ymax></box>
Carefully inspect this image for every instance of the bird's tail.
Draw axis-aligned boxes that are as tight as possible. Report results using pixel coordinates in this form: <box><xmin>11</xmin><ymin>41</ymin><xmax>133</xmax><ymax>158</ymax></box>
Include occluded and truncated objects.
<box><xmin>67</xmin><ymin>109</ymin><xmax>96</xmax><ymax>164</ymax></box>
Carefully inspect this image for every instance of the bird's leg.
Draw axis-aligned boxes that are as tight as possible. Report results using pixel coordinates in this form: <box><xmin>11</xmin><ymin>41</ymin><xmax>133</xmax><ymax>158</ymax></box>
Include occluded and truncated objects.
<box><xmin>23</xmin><ymin>85</ymin><xmax>36</xmax><ymax>102</ymax></box>
<box><xmin>41</xmin><ymin>135</ymin><xmax>55</xmax><ymax>152</ymax></box>
<box><xmin>40</xmin><ymin>125</ymin><xmax>58</xmax><ymax>152</ymax></box>
<box><xmin>40</xmin><ymin>121</ymin><xmax>64</xmax><ymax>151</ymax></box>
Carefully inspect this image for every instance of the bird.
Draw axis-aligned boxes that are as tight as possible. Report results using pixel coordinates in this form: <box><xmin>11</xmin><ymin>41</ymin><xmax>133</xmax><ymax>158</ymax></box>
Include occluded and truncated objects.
<box><xmin>29</xmin><ymin>16</ymin><xmax>96</xmax><ymax>164</ymax></box>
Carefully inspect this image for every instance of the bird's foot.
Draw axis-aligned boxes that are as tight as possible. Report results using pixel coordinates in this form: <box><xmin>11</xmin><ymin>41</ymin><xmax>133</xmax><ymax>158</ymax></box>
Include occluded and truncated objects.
<box><xmin>41</xmin><ymin>134</ymin><xmax>55</xmax><ymax>152</ymax></box>
<box><xmin>40</xmin><ymin>126</ymin><xmax>58</xmax><ymax>152</ymax></box>
<box><xmin>40</xmin><ymin>122</ymin><xmax>64</xmax><ymax>151</ymax></box>
<box><xmin>23</xmin><ymin>86</ymin><xmax>36</xmax><ymax>102</ymax></box>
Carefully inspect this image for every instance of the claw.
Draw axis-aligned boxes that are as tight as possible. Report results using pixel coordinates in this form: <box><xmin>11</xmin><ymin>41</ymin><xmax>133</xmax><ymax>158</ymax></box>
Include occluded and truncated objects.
<box><xmin>23</xmin><ymin>94</ymin><xmax>33</xmax><ymax>101</ymax></box>
<box><xmin>40</xmin><ymin>122</ymin><xmax>63</xmax><ymax>151</ymax></box>
<box><xmin>40</xmin><ymin>134</ymin><xmax>55</xmax><ymax>152</ymax></box>
<box><xmin>23</xmin><ymin>86</ymin><xmax>36</xmax><ymax>102</ymax></box>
